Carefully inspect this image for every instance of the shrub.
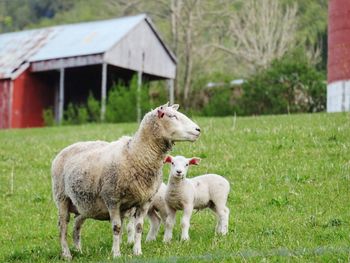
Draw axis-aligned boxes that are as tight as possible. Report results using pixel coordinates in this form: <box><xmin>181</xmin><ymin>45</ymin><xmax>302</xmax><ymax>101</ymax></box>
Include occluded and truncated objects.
<box><xmin>63</xmin><ymin>103</ymin><xmax>88</xmax><ymax>125</ymax></box>
<box><xmin>42</xmin><ymin>108</ymin><xmax>55</xmax><ymax>126</ymax></box>
<box><xmin>76</xmin><ymin>106</ymin><xmax>88</xmax><ymax>124</ymax></box>
<box><xmin>87</xmin><ymin>91</ymin><xmax>100</xmax><ymax>122</ymax></box>
<box><xmin>201</xmin><ymin>87</ymin><xmax>239</xmax><ymax>116</ymax></box>
<box><xmin>240</xmin><ymin>50</ymin><xmax>326</xmax><ymax>115</ymax></box>
<box><xmin>63</xmin><ymin>103</ymin><xmax>76</xmax><ymax>125</ymax></box>
<box><xmin>106</xmin><ymin>75</ymin><xmax>150</xmax><ymax>123</ymax></box>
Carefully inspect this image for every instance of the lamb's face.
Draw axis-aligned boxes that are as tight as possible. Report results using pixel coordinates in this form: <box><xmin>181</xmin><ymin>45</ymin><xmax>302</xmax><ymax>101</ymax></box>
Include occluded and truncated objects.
<box><xmin>165</xmin><ymin>155</ymin><xmax>201</xmax><ymax>179</ymax></box>
<box><xmin>155</xmin><ymin>103</ymin><xmax>201</xmax><ymax>142</ymax></box>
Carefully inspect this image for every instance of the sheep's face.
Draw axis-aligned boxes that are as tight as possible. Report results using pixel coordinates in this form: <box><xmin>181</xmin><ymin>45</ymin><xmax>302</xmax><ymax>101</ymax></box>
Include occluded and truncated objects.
<box><xmin>164</xmin><ymin>155</ymin><xmax>201</xmax><ymax>179</ymax></box>
<box><xmin>155</xmin><ymin>103</ymin><xmax>201</xmax><ymax>142</ymax></box>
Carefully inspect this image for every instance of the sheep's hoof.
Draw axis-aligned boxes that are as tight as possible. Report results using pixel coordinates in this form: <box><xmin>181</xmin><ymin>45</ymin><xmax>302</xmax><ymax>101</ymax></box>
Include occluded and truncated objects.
<box><xmin>181</xmin><ymin>236</ymin><xmax>190</xmax><ymax>241</ymax></box>
<box><xmin>74</xmin><ymin>243</ymin><xmax>82</xmax><ymax>253</ymax></box>
<box><xmin>112</xmin><ymin>251</ymin><xmax>121</xmax><ymax>258</ymax></box>
<box><xmin>133</xmin><ymin>247</ymin><xmax>142</xmax><ymax>256</ymax></box>
<box><xmin>127</xmin><ymin>238</ymin><xmax>135</xmax><ymax>245</ymax></box>
<box><xmin>216</xmin><ymin>227</ymin><xmax>228</xmax><ymax>235</ymax></box>
<box><xmin>163</xmin><ymin>235</ymin><xmax>172</xmax><ymax>243</ymax></box>
<box><xmin>146</xmin><ymin>236</ymin><xmax>156</xmax><ymax>242</ymax></box>
<box><xmin>62</xmin><ymin>251</ymin><xmax>72</xmax><ymax>261</ymax></box>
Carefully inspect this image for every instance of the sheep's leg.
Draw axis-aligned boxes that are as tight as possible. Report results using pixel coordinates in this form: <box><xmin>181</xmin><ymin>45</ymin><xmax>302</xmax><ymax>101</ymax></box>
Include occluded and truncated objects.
<box><xmin>146</xmin><ymin>208</ymin><xmax>161</xmax><ymax>242</ymax></box>
<box><xmin>215</xmin><ymin>205</ymin><xmax>230</xmax><ymax>235</ymax></box>
<box><xmin>163</xmin><ymin>206</ymin><xmax>176</xmax><ymax>243</ymax></box>
<box><xmin>58</xmin><ymin>199</ymin><xmax>72</xmax><ymax>260</ymax></box>
<box><xmin>73</xmin><ymin>215</ymin><xmax>86</xmax><ymax>252</ymax></box>
<box><xmin>181</xmin><ymin>205</ymin><xmax>193</xmax><ymax>241</ymax></box>
<box><xmin>127</xmin><ymin>217</ymin><xmax>135</xmax><ymax>244</ymax></box>
<box><xmin>133</xmin><ymin>202</ymin><xmax>151</xmax><ymax>255</ymax></box>
<box><xmin>108</xmin><ymin>204</ymin><xmax>123</xmax><ymax>258</ymax></box>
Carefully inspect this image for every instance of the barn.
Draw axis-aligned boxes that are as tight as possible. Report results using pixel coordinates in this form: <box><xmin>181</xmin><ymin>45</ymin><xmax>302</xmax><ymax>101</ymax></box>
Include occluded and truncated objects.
<box><xmin>0</xmin><ymin>14</ymin><xmax>176</xmax><ymax>129</ymax></box>
<box><xmin>328</xmin><ymin>0</ymin><xmax>350</xmax><ymax>112</ymax></box>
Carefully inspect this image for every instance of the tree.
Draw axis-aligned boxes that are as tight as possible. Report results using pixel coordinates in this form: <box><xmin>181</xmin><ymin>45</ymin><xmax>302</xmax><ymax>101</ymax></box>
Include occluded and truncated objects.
<box><xmin>214</xmin><ymin>0</ymin><xmax>298</xmax><ymax>72</ymax></box>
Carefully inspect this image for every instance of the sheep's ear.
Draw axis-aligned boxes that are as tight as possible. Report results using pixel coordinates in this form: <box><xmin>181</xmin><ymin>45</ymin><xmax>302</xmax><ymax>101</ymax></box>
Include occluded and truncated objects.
<box><xmin>164</xmin><ymin>156</ymin><xmax>172</xmax><ymax>163</ymax></box>
<box><xmin>189</xmin><ymin>157</ymin><xmax>201</xmax><ymax>165</ymax></box>
<box><xmin>161</xmin><ymin>102</ymin><xmax>169</xmax><ymax>108</ymax></box>
<box><xmin>171</xmin><ymin>104</ymin><xmax>179</xmax><ymax>111</ymax></box>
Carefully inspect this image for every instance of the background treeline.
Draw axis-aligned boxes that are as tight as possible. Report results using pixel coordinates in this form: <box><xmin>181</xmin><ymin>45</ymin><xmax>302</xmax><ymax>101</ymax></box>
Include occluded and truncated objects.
<box><xmin>0</xmin><ymin>0</ymin><xmax>328</xmax><ymax>123</ymax></box>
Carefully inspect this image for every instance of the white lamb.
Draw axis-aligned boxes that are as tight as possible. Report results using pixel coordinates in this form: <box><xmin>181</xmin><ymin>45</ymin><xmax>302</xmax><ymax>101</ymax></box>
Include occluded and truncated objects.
<box><xmin>51</xmin><ymin>103</ymin><xmax>201</xmax><ymax>260</ymax></box>
<box><xmin>163</xmin><ymin>155</ymin><xmax>230</xmax><ymax>242</ymax></box>
<box><xmin>126</xmin><ymin>182</ymin><xmax>168</xmax><ymax>243</ymax></box>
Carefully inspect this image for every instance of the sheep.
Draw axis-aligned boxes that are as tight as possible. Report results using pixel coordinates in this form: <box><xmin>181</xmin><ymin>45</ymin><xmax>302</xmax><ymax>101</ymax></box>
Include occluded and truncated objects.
<box><xmin>51</xmin><ymin>103</ymin><xmax>201</xmax><ymax>260</ymax></box>
<box><xmin>163</xmin><ymin>155</ymin><xmax>230</xmax><ymax>242</ymax></box>
<box><xmin>126</xmin><ymin>182</ymin><xmax>168</xmax><ymax>243</ymax></box>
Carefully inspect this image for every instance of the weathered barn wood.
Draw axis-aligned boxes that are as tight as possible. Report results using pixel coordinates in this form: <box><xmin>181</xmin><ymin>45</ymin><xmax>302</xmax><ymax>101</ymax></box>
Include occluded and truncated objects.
<box><xmin>0</xmin><ymin>14</ymin><xmax>177</xmax><ymax>128</ymax></box>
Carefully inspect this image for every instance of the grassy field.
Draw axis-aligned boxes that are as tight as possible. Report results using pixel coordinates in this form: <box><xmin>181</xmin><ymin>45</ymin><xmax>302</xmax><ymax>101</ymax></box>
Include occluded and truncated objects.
<box><xmin>0</xmin><ymin>113</ymin><xmax>349</xmax><ymax>262</ymax></box>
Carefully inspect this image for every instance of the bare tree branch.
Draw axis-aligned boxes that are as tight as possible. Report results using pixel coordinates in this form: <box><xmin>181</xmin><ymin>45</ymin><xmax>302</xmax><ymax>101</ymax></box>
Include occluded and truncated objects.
<box><xmin>217</xmin><ymin>0</ymin><xmax>298</xmax><ymax>72</ymax></box>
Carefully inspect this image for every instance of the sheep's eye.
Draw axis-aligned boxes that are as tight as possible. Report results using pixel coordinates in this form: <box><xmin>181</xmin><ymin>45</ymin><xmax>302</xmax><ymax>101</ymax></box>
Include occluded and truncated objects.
<box><xmin>186</xmin><ymin>164</ymin><xmax>189</xmax><ymax>167</ymax></box>
<box><xmin>171</xmin><ymin>162</ymin><xmax>174</xmax><ymax>165</ymax></box>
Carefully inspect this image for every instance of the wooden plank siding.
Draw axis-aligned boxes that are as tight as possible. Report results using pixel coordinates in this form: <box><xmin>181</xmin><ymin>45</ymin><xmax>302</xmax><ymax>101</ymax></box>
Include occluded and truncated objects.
<box><xmin>104</xmin><ymin>20</ymin><xmax>176</xmax><ymax>79</ymax></box>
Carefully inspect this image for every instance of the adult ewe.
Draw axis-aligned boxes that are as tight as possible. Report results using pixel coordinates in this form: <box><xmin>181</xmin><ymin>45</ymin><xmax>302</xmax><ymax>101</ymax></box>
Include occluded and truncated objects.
<box><xmin>163</xmin><ymin>155</ymin><xmax>230</xmax><ymax>242</ymax></box>
<box><xmin>51</xmin><ymin>103</ymin><xmax>200</xmax><ymax>260</ymax></box>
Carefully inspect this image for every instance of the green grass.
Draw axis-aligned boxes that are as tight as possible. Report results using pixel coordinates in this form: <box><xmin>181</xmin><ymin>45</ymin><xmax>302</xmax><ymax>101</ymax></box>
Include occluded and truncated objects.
<box><xmin>0</xmin><ymin>113</ymin><xmax>350</xmax><ymax>262</ymax></box>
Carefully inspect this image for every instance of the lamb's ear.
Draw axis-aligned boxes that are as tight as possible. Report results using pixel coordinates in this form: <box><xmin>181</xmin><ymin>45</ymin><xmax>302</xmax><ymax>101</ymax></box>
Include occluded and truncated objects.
<box><xmin>164</xmin><ymin>155</ymin><xmax>173</xmax><ymax>163</ymax></box>
<box><xmin>189</xmin><ymin>157</ymin><xmax>201</xmax><ymax>165</ymax></box>
<box><xmin>171</xmin><ymin>104</ymin><xmax>179</xmax><ymax>111</ymax></box>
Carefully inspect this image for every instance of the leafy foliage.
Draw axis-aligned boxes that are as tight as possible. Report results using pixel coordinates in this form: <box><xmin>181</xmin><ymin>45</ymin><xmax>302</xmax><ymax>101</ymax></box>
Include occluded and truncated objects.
<box><xmin>105</xmin><ymin>76</ymin><xmax>150</xmax><ymax>123</ymax></box>
<box><xmin>240</xmin><ymin>50</ymin><xmax>326</xmax><ymax>115</ymax></box>
<box><xmin>42</xmin><ymin>108</ymin><xmax>55</xmax><ymax>126</ymax></box>
<box><xmin>201</xmin><ymin>87</ymin><xmax>239</xmax><ymax>117</ymax></box>
<box><xmin>62</xmin><ymin>92</ymin><xmax>100</xmax><ymax>125</ymax></box>
<box><xmin>87</xmin><ymin>92</ymin><xmax>101</xmax><ymax>123</ymax></box>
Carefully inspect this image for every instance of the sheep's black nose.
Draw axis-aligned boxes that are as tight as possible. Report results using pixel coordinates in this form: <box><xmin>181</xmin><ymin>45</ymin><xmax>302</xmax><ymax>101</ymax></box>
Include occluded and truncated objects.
<box><xmin>195</xmin><ymin>128</ymin><xmax>201</xmax><ymax>132</ymax></box>
<box><xmin>176</xmin><ymin>170</ymin><xmax>182</xmax><ymax>174</ymax></box>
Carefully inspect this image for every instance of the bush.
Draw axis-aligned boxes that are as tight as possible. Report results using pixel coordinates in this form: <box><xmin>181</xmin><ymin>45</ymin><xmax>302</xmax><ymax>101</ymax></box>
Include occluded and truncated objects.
<box><xmin>201</xmin><ymin>87</ymin><xmax>240</xmax><ymax>116</ymax></box>
<box><xmin>87</xmin><ymin>91</ymin><xmax>100</xmax><ymax>122</ymax></box>
<box><xmin>106</xmin><ymin>75</ymin><xmax>150</xmax><ymax>123</ymax></box>
<box><xmin>240</xmin><ymin>50</ymin><xmax>326</xmax><ymax>115</ymax></box>
<box><xmin>42</xmin><ymin>108</ymin><xmax>55</xmax><ymax>126</ymax></box>
<box><xmin>63</xmin><ymin>103</ymin><xmax>88</xmax><ymax>125</ymax></box>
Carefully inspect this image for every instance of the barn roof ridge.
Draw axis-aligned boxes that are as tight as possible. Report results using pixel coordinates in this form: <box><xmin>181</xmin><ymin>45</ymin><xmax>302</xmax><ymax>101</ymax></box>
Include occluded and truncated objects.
<box><xmin>0</xmin><ymin>13</ymin><xmax>175</xmax><ymax>79</ymax></box>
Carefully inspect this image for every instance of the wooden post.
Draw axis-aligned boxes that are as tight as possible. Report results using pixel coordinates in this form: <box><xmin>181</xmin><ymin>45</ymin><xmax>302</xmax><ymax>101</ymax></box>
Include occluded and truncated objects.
<box><xmin>137</xmin><ymin>70</ymin><xmax>142</xmax><ymax>123</ymax></box>
<box><xmin>167</xmin><ymin>79</ymin><xmax>175</xmax><ymax>105</ymax></box>
<box><xmin>100</xmin><ymin>63</ymin><xmax>107</xmax><ymax>121</ymax></box>
<box><xmin>137</xmin><ymin>53</ymin><xmax>145</xmax><ymax>123</ymax></box>
<box><xmin>58</xmin><ymin>67</ymin><xmax>65</xmax><ymax>125</ymax></box>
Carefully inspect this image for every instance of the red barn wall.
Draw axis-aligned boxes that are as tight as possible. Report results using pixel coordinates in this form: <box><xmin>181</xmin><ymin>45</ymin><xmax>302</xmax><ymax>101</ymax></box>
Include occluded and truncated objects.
<box><xmin>0</xmin><ymin>79</ymin><xmax>12</xmax><ymax>129</ymax></box>
<box><xmin>328</xmin><ymin>0</ymin><xmax>350</xmax><ymax>83</ymax></box>
<box><xmin>327</xmin><ymin>0</ymin><xmax>350</xmax><ymax>112</ymax></box>
<box><xmin>11</xmin><ymin>69</ymin><xmax>54</xmax><ymax>128</ymax></box>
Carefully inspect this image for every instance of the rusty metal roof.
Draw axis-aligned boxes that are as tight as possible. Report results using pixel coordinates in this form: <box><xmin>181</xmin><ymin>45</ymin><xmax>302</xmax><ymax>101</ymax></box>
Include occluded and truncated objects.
<box><xmin>0</xmin><ymin>14</ymin><xmax>146</xmax><ymax>79</ymax></box>
<box><xmin>0</xmin><ymin>28</ymin><xmax>57</xmax><ymax>79</ymax></box>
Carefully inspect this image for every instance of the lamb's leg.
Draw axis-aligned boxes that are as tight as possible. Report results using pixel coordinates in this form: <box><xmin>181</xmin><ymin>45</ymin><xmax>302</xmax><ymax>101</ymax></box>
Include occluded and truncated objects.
<box><xmin>108</xmin><ymin>204</ymin><xmax>123</xmax><ymax>257</ymax></box>
<box><xmin>215</xmin><ymin>205</ymin><xmax>230</xmax><ymax>235</ymax></box>
<box><xmin>146</xmin><ymin>208</ymin><xmax>161</xmax><ymax>242</ymax></box>
<box><xmin>163</xmin><ymin>206</ymin><xmax>176</xmax><ymax>243</ymax></box>
<box><xmin>127</xmin><ymin>217</ymin><xmax>135</xmax><ymax>244</ymax></box>
<box><xmin>133</xmin><ymin>202</ymin><xmax>151</xmax><ymax>255</ymax></box>
<box><xmin>58</xmin><ymin>199</ymin><xmax>72</xmax><ymax>260</ymax></box>
<box><xmin>73</xmin><ymin>215</ymin><xmax>86</xmax><ymax>252</ymax></box>
<box><xmin>181</xmin><ymin>205</ymin><xmax>193</xmax><ymax>241</ymax></box>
